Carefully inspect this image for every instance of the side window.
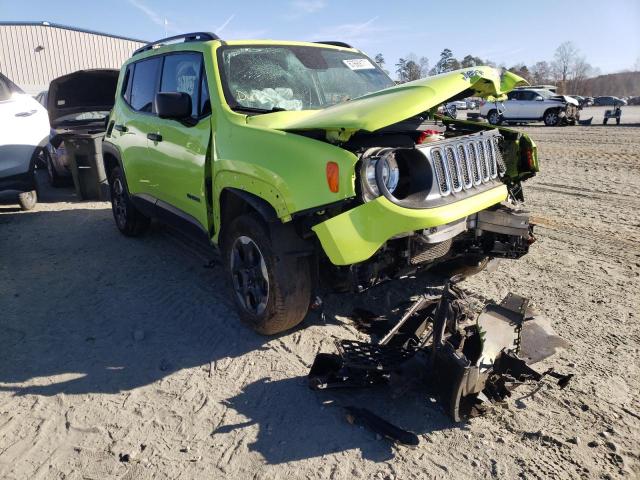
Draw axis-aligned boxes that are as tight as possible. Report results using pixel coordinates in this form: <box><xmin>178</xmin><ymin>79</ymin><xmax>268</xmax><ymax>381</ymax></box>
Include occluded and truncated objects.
<box><xmin>199</xmin><ymin>69</ymin><xmax>211</xmax><ymax>117</ymax></box>
<box><xmin>520</xmin><ymin>91</ymin><xmax>536</xmax><ymax>101</ymax></box>
<box><xmin>160</xmin><ymin>53</ymin><xmax>202</xmax><ymax>118</ymax></box>
<box><xmin>130</xmin><ymin>57</ymin><xmax>161</xmax><ymax>113</ymax></box>
<box><xmin>507</xmin><ymin>92</ymin><xmax>518</xmax><ymax>101</ymax></box>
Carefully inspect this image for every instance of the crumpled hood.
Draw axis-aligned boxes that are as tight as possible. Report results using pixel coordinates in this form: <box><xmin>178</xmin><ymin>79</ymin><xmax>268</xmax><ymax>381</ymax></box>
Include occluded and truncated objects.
<box><xmin>247</xmin><ymin>67</ymin><xmax>527</xmax><ymax>135</ymax></box>
<box><xmin>551</xmin><ymin>95</ymin><xmax>579</xmax><ymax>106</ymax></box>
<box><xmin>47</xmin><ymin>69</ymin><xmax>119</xmax><ymax>128</ymax></box>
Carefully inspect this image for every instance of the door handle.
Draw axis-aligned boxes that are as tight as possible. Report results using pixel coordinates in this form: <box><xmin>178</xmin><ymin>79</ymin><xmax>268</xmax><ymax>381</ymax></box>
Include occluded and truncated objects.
<box><xmin>15</xmin><ymin>110</ymin><xmax>37</xmax><ymax>117</ymax></box>
<box><xmin>147</xmin><ymin>133</ymin><xmax>163</xmax><ymax>142</ymax></box>
<box><xmin>114</xmin><ymin>124</ymin><xmax>128</xmax><ymax>132</ymax></box>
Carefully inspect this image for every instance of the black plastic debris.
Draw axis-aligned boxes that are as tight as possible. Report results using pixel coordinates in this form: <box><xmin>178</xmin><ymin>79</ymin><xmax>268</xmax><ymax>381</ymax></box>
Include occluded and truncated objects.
<box><xmin>309</xmin><ymin>276</ymin><xmax>573</xmax><ymax>429</ymax></box>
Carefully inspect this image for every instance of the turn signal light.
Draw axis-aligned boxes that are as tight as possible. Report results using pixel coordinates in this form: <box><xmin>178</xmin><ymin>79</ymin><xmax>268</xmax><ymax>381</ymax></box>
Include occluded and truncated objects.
<box><xmin>525</xmin><ymin>148</ymin><xmax>534</xmax><ymax>169</ymax></box>
<box><xmin>326</xmin><ymin>161</ymin><xmax>339</xmax><ymax>193</ymax></box>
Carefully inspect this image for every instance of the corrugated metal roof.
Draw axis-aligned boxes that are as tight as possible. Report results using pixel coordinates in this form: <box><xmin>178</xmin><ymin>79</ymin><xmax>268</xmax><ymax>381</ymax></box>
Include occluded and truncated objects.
<box><xmin>0</xmin><ymin>22</ymin><xmax>147</xmax><ymax>94</ymax></box>
<box><xmin>0</xmin><ymin>21</ymin><xmax>147</xmax><ymax>43</ymax></box>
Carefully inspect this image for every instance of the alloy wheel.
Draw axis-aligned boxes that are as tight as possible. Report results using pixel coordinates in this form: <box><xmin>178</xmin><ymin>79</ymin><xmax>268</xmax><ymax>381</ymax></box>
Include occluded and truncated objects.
<box><xmin>112</xmin><ymin>178</ymin><xmax>127</xmax><ymax>228</ymax></box>
<box><xmin>230</xmin><ymin>235</ymin><xmax>270</xmax><ymax>316</ymax></box>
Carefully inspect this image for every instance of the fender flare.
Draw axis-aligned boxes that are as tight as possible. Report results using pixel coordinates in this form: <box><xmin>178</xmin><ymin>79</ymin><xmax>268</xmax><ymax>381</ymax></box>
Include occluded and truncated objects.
<box><xmin>102</xmin><ymin>141</ymin><xmax>128</xmax><ymax>189</ymax></box>
<box><xmin>222</xmin><ymin>187</ymin><xmax>279</xmax><ymax>223</ymax></box>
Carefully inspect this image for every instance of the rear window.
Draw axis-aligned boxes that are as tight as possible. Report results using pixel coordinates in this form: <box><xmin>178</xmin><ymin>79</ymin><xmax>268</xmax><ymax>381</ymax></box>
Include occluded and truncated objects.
<box><xmin>130</xmin><ymin>57</ymin><xmax>161</xmax><ymax>113</ymax></box>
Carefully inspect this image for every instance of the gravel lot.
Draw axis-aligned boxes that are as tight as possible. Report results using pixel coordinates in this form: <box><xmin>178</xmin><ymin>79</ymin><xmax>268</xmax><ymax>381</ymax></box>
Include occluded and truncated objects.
<box><xmin>1</xmin><ymin>119</ymin><xmax>639</xmax><ymax>479</ymax></box>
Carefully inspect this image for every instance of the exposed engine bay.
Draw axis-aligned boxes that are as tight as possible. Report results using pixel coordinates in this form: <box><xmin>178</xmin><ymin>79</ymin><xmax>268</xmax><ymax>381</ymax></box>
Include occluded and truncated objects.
<box><xmin>313</xmin><ymin>116</ymin><xmax>537</xmax><ymax>293</ymax></box>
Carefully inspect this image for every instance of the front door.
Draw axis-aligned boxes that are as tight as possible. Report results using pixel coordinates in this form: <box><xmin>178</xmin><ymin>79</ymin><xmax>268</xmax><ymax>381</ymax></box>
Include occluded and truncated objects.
<box><xmin>117</xmin><ymin>56</ymin><xmax>163</xmax><ymax>200</ymax></box>
<box><xmin>148</xmin><ymin>52</ymin><xmax>212</xmax><ymax>231</ymax></box>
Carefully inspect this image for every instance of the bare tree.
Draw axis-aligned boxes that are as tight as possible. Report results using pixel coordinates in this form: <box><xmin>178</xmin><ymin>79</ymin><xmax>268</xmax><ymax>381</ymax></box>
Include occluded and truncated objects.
<box><xmin>405</xmin><ymin>61</ymin><xmax>422</xmax><ymax>81</ymax></box>
<box><xmin>419</xmin><ymin>57</ymin><xmax>429</xmax><ymax>78</ymax></box>
<box><xmin>552</xmin><ymin>41</ymin><xmax>579</xmax><ymax>93</ymax></box>
<box><xmin>568</xmin><ymin>55</ymin><xmax>592</xmax><ymax>93</ymax></box>
<box><xmin>531</xmin><ymin>61</ymin><xmax>552</xmax><ymax>85</ymax></box>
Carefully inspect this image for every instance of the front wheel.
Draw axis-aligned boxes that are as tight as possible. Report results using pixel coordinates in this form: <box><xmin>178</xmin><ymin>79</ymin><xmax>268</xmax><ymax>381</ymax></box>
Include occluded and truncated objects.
<box><xmin>544</xmin><ymin>110</ymin><xmax>560</xmax><ymax>126</ymax></box>
<box><xmin>18</xmin><ymin>190</ymin><xmax>37</xmax><ymax>211</ymax></box>
<box><xmin>487</xmin><ymin>110</ymin><xmax>502</xmax><ymax>125</ymax></box>
<box><xmin>222</xmin><ymin>213</ymin><xmax>311</xmax><ymax>335</ymax></box>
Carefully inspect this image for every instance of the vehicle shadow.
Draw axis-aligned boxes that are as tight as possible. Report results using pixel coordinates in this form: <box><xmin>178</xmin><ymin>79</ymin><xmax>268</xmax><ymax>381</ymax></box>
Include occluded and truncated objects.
<box><xmin>0</xmin><ymin>207</ymin><xmax>265</xmax><ymax>397</ymax></box>
<box><xmin>0</xmin><ymin>206</ymin><xmax>465</xmax><ymax>464</ymax></box>
<box><xmin>214</xmin><ymin>376</ymin><xmax>457</xmax><ymax>464</ymax></box>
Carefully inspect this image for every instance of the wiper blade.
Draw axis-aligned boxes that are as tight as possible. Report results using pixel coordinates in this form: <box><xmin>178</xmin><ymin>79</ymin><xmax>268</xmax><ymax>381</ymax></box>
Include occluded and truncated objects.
<box><xmin>231</xmin><ymin>105</ymin><xmax>287</xmax><ymax>114</ymax></box>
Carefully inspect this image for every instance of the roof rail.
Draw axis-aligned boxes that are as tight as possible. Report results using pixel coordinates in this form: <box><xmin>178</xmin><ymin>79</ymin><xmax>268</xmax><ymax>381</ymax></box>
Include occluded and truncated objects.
<box><xmin>132</xmin><ymin>32</ymin><xmax>219</xmax><ymax>56</ymax></box>
<box><xmin>314</xmin><ymin>41</ymin><xmax>353</xmax><ymax>49</ymax></box>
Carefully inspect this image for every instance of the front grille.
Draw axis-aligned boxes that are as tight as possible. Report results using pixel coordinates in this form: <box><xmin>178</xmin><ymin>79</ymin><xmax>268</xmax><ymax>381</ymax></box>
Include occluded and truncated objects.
<box><xmin>457</xmin><ymin>144</ymin><xmax>472</xmax><ymax>188</ymax></box>
<box><xmin>431</xmin><ymin>149</ymin><xmax>448</xmax><ymax>193</ymax></box>
<box><xmin>445</xmin><ymin>147</ymin><xmax>461</xmax><ymax>191</ymax></box>
<box><xmin>421</xmin><ymin>131</ymin><xmax>502</xmax><ymax>197</ymax></box>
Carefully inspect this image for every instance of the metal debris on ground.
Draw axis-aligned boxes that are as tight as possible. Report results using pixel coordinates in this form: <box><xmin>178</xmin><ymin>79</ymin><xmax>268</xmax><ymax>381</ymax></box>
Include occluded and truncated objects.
<box><xmin>308</xmin><ymin>276</ymin><xmax>573</xmax><ymax>442</ymax></box>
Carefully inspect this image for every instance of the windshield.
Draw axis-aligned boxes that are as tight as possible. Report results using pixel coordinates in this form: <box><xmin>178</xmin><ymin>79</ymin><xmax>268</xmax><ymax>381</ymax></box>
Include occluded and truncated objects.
<box><xmin>536</xmin><ymin>89</ymin><xmax>557</xmax><ymax>99</ymax></box>
<box><xmin>218</xmin><ymin>45</ymin><xmax>395</xmax><ymax>112</ymax></box>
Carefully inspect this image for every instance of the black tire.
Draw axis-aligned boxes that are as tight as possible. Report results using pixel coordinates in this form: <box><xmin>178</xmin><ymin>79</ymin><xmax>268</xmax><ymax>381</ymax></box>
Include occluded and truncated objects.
<box><xmin>487</xmin><ymin>110</ymin><xmax>501</xmax><ymax>126</ymax></box>
<box><xmin>45</xmin><ymin>150</ymin><xmax>65</xmax><ymax>187</ymax></box>
<box><xmin>109</xmin><ymin>166</ymin><xmax>150</xmax><ymax>236</ymax></box>
<box><xmin>18</xmin><ymin>190</ymin><xmax>37</xmax><ymax>211</ymax></box>
<box><xmin>222</xmin><ymin>212</ymin><xmax>312</xmax><ymax>335</ymax></box>
<box><xmin>543</xmin><ymin>109</ymin><xmax>560</xmax><ymax>126</ymax></box>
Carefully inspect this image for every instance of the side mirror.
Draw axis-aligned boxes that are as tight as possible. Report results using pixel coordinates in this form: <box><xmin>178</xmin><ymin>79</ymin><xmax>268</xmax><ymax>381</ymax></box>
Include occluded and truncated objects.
<box><xmin>536</xmin><ymin>96</ymin><xmax>544</xmax><ymax>101</ymax></box>
<box><xmin>155</xmin><ymin>92</ymin><xmax>192</xmax><ymax>120</ymax></box>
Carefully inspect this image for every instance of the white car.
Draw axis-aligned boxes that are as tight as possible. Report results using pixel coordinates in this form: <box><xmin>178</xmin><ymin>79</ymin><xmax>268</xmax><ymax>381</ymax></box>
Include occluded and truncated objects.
<box><xmin>479</xmin><ymin>88</ymin><xmax>580</xmax><ymax>126</ymax></box>
<box><xmin>0</xmin><ymin>73</ymin><xmax>49</xmax><ymax>210</ymax></box>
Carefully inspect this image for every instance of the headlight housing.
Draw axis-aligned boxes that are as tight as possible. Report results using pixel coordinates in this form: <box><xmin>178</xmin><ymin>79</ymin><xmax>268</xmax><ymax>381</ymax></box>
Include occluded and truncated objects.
<box><xmin>360</xmin><ymin>148</ymin><xmax>400</xmax><ymax>201</ymax></box>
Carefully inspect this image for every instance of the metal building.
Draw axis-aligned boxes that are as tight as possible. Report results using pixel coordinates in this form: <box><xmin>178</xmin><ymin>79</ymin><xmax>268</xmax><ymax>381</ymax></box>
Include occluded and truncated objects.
<box><xmin>0</xmin><ymin>21</ymin><xmax>145</xmax><ymax>94</ymax></box>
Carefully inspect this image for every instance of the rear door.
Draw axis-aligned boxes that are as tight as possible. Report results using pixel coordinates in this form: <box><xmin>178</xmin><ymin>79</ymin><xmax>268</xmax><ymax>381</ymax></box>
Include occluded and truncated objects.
<box><xmin>149</xmin><ymin>52</ymin><xmax>211</xmax><ymax>230</ymax></box>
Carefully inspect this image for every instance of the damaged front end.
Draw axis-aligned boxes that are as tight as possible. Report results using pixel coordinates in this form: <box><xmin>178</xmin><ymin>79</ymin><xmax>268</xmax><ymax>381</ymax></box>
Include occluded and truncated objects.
<box><xmin>308</xmin><ymin>279</ymin><xmax>572</xmax><ymax>441</ymax></box>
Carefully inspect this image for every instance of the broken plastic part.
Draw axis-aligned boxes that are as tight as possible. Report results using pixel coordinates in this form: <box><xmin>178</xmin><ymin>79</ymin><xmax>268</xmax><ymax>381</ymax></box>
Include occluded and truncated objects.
<box><xmin>308</xmin><ymin>279</ymin><xmax>572</xmax><ymax>426</ymax></box>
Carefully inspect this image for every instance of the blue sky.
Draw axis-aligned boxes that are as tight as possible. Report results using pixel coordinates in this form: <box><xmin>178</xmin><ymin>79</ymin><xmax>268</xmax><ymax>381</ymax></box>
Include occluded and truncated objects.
<box><xmin>2</xmin><ymin>0</ymin><xmax>639</xmax><ymax>75</ymax></box>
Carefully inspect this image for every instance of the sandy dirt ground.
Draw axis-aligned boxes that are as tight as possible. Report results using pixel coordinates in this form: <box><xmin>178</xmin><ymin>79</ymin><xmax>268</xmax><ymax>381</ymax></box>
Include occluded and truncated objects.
<box><xmin>1</xmin><ymin>121</ymin><xmax>639</xmax><ymax>479</ymax></box>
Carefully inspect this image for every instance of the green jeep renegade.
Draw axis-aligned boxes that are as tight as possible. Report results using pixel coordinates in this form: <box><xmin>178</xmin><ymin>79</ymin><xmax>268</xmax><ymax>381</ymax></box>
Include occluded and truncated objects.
<box><xmin>104</xmin><ymin>32</ymin><xmax>538</xmax><ymax>335</ymax></box>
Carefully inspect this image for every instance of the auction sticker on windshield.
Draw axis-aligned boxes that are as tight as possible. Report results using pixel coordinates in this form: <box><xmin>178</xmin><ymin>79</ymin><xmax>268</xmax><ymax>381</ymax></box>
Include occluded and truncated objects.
<box><xmin>342</xmin><ymin>58</ymin><xmax>375</xmax><ymax>70</ymax></box>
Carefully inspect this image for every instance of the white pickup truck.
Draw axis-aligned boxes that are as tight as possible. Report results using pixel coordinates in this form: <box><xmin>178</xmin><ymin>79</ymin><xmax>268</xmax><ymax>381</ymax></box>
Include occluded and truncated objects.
<box><xmin>480</xmin><ymin>87</ymin><xmax>580</xmax><ymax>126</ymax></box>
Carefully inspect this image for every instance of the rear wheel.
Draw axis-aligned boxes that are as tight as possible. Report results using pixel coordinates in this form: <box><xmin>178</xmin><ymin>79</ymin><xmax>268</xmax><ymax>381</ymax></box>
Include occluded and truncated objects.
<box><xmin>487</xmin><ymin>110</ymin><xmax>501</xmax><ymax>126</ymax></box>
<box><xmin>543</xmin><ymin>109</ymin><xmax>560</xmax><ymax>126</ymax></box>
<box><xmin>45</xmin><ymin>150</ymin><xmax>66</xmax><ymax>187</ymax></box>
<box><xmin>18</xmin><ymin>190</ymin><xmax>37</xmax><ymax>211</ymax></box>
<box><xmin>109</xmin><ymin>167</ymin><xmax>150</xmax><ymax>236</ymax></box>
<box><xmin>222</xmin><ymin>213</ymin><xmax>312</xmax><ymax>335</ymax></box>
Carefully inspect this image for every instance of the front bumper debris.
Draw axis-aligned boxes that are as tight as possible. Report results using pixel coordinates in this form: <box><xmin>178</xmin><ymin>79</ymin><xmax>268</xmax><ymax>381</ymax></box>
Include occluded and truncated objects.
<box><xmin>312</xmin><ymin>185</ymin><xmax>508</xmax><ymax>265</ymax></box>
<box><xmin>308</xmin><ymin>277</ymin><xmax>572</xmax><ymax>442</ymax></box>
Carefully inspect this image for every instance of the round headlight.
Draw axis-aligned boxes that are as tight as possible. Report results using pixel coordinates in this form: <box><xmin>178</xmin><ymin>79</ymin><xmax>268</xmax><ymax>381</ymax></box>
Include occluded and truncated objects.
<box><xmin>364</xmin><ymin>150</ymin><xmax>399</xmax><ymax>198</ymax></box>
